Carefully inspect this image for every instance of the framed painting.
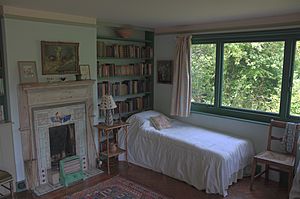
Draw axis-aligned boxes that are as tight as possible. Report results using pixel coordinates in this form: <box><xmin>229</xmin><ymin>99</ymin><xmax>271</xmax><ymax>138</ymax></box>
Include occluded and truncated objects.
<box><xmin>157</xmin><ymin>60</ymin><xmax>173</xmax><ymax>84</ymax></box>
<box><xmin>41</xmin><ymin>41</ymin><xmax>79</xmax><ymax>75</ymax></box>
<box><xmin>18</xmin><ymin>61</ymin><xmax>38</xmax><ymax>83</ymax></box>
<box><xmin>79</xmin><ymin>64</ymin><xmax>91</xmax><ymax>80</ymax></box>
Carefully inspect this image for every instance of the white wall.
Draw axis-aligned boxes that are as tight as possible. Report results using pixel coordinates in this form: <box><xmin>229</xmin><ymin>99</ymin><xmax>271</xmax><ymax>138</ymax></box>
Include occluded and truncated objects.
<box><xmin>2</xmin><ymin>17</ymin><xmax>97</xmax><ymax>182</ymax></box>
<box><xmin>154</xmin><ymin>35</ymin><xmax>176</xmax><ymax>114</ymax></box>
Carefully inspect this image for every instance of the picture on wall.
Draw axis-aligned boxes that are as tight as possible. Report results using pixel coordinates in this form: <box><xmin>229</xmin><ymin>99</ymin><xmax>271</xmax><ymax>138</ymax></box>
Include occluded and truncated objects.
<box><xmin>79</xmin><ymin>64</ymin><xmax>91</xmax><ymax>80</ymax></box>
<box><xmin>157</xmin><ymin>60</ymin><xmax>173</xmax><ymax>84</ymax></box>
<box><xmin>18</xmin><ymin>61</ymin><xmax>38</xmax><ymax>83</ymax></box>
<box><xmin>41</xmin><ymin>41</ymin><xmax>79</xmax><ymax>75</ymax></box>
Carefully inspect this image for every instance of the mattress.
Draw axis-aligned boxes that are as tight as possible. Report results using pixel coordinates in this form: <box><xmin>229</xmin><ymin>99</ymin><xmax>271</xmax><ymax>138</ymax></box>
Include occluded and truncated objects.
<box><xmin>118</xmin><ymin>111</ymin><xmax>255</xmax><ymax>196</ymax></box>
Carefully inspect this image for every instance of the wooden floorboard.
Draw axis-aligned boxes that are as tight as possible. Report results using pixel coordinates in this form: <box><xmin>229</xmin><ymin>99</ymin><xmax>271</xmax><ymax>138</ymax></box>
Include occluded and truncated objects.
<box><xmin>12</xmin><ymin>161</ymin><xmax>288</xmax><ymax>199</ymax></box>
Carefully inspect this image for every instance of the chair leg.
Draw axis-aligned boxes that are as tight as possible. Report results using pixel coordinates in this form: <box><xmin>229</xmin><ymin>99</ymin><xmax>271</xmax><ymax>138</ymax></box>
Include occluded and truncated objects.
<box><xmin>288</xmin><ymin>169</ymin><xmax>294</xmax><ymax>193</ymax></box>
<box><xmin>265</xmin><ymin>164</ymin><xmax>269</xmax><ymax>183</ymax></box>
<box><xmin>10</xmin><ymin>180</ymin><xmax>14</xmax><ymax>199</ymax></box>
<box><xmin>250</xmin><ymin>159</ymin><xmax>257</xmax><ymax>191</ymax></box>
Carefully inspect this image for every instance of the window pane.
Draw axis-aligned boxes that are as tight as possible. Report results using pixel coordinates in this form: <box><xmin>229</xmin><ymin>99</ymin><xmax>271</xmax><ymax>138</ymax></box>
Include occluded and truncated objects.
<box><xmin>291</xmin><ymin>41</ymin><xmax>300</xmax><ymax>116</ymax></box>
<box><xmin>191</xmin><ymin>44</ymin><xmax>216</xmax><ymax>105</ymax></box>
<box><xmin>222</xmin><ymin>41</ymin><xmax>284</xmax><ymax>113</ymax></box>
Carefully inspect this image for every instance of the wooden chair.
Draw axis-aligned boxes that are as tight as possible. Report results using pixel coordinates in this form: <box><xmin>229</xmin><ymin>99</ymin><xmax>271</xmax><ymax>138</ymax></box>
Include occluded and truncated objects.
<box><xmin>250</xmin><ymin>119</ymin><xmax>300</xmax><ymax>192</ymax></box>
<box><xmin>0</xmin><ymin>170</ymin><xmax>14</xmax><ymax>198</ymax></box>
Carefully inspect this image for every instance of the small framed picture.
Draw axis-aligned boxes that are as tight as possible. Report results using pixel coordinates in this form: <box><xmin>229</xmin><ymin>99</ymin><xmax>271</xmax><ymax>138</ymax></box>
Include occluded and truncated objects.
<box><xmin>79</xmin><ymin>64</ymin><xmax>91</xmax><ymax>80</ymax></box>
<box><xmin>157</xmin><ymin>60</ymin><xmax>173</xmax><ymax>84</ymax></box>
<box><xmin>18</xmin><ymin>61</ymin><xmax>38</xmax><ymax>83</ymax></box>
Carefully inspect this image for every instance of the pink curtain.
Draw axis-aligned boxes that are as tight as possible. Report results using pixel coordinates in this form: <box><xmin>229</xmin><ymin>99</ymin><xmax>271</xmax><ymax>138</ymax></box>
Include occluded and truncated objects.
<box><xmin>170</xmin><ymin>35</ymin><xmax>192</xmax><ymax>117</ymax></box>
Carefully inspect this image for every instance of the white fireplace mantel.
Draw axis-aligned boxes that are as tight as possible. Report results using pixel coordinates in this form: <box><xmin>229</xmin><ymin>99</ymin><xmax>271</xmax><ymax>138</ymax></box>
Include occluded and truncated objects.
<box><xmin>18</xmin><ymin>80</ymin><xmax>96</xmax><ymax>189</ymax></box>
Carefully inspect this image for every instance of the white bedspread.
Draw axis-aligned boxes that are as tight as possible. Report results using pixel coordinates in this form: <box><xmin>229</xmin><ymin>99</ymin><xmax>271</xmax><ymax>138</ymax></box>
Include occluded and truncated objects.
<box><xmin>118</xmin><ymin>111</ymin><xmax>255</xmax><ymax>196</ymax></box>
<box><xmin>290</xmin><ymin>160</ymin><xmax>300</xmax><ymax>199</ymax></box>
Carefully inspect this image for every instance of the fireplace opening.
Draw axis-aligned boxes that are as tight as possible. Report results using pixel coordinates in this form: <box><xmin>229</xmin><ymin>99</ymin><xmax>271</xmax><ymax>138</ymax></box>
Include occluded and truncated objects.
<box><xmin>49</xmin><ymin>123</ymin><xmax>76</xmax><ymax>170</ymax></box>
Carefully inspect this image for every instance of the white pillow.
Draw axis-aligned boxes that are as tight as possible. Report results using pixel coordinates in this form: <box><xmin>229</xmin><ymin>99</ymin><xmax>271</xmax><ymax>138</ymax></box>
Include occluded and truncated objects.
<box><xmin>149</xmin><ymin>114</ymin><xmax>171</xmax><ymax>130</ymax></box>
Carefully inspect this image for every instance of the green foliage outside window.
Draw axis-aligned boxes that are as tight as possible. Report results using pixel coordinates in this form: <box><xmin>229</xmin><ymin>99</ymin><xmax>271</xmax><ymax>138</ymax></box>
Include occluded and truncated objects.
<box><xmin>222</xmin><ymin>42</ymin><xmax>284</xmax><ymax>113</ymax></box>
<box><xmin>191</xmin><ymin>44</ymin><xmax>215</xmax><ymax>105</ymax></box>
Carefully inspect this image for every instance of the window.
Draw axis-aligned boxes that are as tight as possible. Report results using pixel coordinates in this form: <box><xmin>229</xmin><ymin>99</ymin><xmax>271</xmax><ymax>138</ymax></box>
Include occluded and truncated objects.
<box><xmin>191</xmin><ymin>44</ymin><xmax>216</xmax><ymax>105</ymax></box>
<box><xmin>222</xmin><ymin>41</ymin><xmax>284</xmax><ymax>113</ymax></box>
<box><xmin>191</xmin><ymin>29</ymin><xmax>300</xmax><ymax>122</ymax></box>
<box><xmin>290</xmin><ymin>41</ymin><xmax>300</xmax><ymax>116</ymax></box>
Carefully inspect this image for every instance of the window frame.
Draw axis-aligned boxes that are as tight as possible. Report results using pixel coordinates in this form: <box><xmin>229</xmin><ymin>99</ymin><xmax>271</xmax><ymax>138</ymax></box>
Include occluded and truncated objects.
<box><xmin>191</xmin><ymin>28</ymin><xmax>300</xmax><ymax>123</ymax></box>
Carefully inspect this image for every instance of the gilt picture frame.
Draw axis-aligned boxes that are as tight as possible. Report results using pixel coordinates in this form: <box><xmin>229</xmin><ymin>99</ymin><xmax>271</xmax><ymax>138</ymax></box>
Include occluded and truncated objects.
<box><xmin>41</xmin><ymin>41</ymin><xmax>79</xmax><ymax>75</ymax></box>
<box><xmin>157</xmin><ymin>60</ymin><xmax>173</xmax><ymax>84</ymax></box>
<box><xmin>18</xmin><ymin>61</ymin><xmax>38</xmax><ymax>83</ymax></box>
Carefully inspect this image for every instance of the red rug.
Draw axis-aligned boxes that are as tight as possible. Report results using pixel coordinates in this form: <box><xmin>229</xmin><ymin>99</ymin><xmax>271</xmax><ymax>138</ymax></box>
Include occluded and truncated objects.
<box><xmin>65</xmin><ymin>175</ymin><xmax>170</xmax><ymax>199</ymax></box>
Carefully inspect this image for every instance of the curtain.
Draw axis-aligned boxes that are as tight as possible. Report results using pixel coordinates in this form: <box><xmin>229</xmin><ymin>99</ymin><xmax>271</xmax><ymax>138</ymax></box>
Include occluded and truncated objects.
<box><xmin>170</xmin><ymin>35</ymin><xmax>192</xmax><ymax>117</ymax></box>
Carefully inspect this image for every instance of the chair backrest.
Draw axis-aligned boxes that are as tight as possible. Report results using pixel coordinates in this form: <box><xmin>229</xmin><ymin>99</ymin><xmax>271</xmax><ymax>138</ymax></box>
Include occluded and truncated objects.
<box><xmin>267</xmin><ymin>119</ymin><xmax>300</xmax><ymax>156</ymax></box>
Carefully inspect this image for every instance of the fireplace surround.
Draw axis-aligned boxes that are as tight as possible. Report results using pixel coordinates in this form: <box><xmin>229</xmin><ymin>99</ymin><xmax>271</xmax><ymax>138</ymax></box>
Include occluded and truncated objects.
<box><xmin>18</xmin><ymin>80</ymin><xmax>97</xmax><ymax>189</ymax></box>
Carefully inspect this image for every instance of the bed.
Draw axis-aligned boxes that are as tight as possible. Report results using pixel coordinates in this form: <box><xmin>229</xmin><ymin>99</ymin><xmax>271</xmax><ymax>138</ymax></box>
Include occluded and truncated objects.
<box><xmin>290</xmin><ymin>161</ymin><xmax>300</xmax><ymax>199</ymax></box>
<box><xmin>118</xmin><ymin>111</ymin><xmax>255</xmax><ymax>196</ymax></box>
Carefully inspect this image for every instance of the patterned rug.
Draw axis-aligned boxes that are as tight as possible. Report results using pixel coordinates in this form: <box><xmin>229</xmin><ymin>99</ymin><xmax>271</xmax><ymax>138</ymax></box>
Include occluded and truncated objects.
<box><xmin>65</xmin><ymin>175</ymin><xmax>170</xmax><ymax>199</ymax></box>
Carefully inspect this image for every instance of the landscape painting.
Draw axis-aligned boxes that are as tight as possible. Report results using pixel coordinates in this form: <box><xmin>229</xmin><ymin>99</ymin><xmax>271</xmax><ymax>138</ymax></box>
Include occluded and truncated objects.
<box><xmin>41</xmin><ymin>41</ymin><xmax>79</xmax><ymax>75</ymax></box>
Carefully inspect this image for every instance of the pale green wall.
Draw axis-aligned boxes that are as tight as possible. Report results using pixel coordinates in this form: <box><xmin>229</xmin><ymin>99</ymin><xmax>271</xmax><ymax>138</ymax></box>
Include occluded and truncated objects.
<box><xmin>2</xmin><ymin>17</ymin><xmax>97</xmax><ymax>182</ymax></box>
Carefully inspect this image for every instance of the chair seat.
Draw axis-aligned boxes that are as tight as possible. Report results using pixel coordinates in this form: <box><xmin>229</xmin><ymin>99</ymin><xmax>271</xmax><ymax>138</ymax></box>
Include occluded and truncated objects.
<box><xmin>255</xmin><ymin>150</ymin><xmax>295</xmax><ymax>167</ymax></box>
<box><xmin>0</xmin><ymin>170</ymin><xmax>13</xmax><ymax>184</ymax></box>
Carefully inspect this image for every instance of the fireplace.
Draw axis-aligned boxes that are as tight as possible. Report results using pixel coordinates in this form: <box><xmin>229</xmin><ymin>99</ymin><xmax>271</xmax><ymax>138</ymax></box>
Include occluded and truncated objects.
<box><xmin>18</xmin><ymin>80</ymin><xmax>98</xmax><ymax>190</ymax></box>
<box><xmin>49</xmin><ymin>123</ymin><xmax>76</xmax><ymax>170</ymax></box>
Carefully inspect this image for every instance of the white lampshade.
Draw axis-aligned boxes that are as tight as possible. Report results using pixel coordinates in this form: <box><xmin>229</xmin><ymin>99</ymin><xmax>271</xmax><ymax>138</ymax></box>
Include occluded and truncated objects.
<box><xmin>99</xmin><ymin>95</ymin><xmax>117</xmax><ymax>110</ymax></box>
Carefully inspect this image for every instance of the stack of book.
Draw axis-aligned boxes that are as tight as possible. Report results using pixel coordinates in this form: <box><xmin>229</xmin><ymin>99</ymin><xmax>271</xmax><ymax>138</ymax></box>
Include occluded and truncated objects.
<box><xmin>114</xmin><ymin>97</ymin><xmax>147</xmax><ymax>114</ymax></box>
<box><xmin>98</xmin><ymin>80</ymin><xmax>151</xmax><ymax>97</ymax></box>
<box><xmin>98</xmin><ymin>63</ymin><xmax>152</xmax><ymax>77</ymax></box>
<box><xmin>97</xmin><ymin>42</ymin><xmax>154</xmax><ymax>59</ymax></box>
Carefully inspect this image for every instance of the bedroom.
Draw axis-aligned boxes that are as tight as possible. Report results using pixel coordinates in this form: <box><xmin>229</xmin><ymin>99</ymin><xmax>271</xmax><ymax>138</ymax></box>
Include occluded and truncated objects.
<box><xmin>0</xmin><ymin>0</ymin><xmax>300</xmax><ymax>198</ymax></box>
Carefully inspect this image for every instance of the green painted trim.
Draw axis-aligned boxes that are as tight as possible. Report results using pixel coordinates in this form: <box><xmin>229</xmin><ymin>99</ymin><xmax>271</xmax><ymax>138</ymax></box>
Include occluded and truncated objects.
<box><xmin>190</xmin><ymin>110</ymin><xmax>269</xmax><ymax>126</ymax></box>
<box><xmin>279</xmin><ymin>39</ymin><xmax>294</xmax><ymax>119</ymax></box>
<box><xmin>0</xmin><ymin>19</ymin><xmax>7</xmax><ymax>120</ymax></box>
<box><xmin>192</xmin><ymin>28</ymin><xmax>300</xmax><ymax>43</ymax></box>
<box><xmin>4</xmin><ymin>14</ymin><xmax>97</xmax><ymax>28</ymax></box>
<box><xmin>215</xmin><ymin>41</ymin><xmax>223</xmax><ymax>107</ymax></box>
<box><xmin>192</xmin><ymin>102</ymin><xmax>284</xmax><ymax>123</ymax></box>
<box><xmin>286</xmin><ymin>40</ymin><xmax>297</xmax><ymax>118</ymax></box>
<box><xmin>16</xmin><ymin>180</ymin><xmax>27</xmax><ymax>192</ymax></box>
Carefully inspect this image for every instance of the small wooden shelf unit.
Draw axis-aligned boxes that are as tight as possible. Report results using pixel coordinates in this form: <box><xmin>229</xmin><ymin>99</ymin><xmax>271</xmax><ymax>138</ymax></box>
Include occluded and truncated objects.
<box><xmin>95</xmin><ymin>122</ymin><xmax>129</xmax><ymax>174</ymax></box>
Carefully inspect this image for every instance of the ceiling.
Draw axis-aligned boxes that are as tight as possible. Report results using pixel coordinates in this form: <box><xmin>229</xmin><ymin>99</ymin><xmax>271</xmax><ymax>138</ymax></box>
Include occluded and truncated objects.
<box><xmin>0</xmin><ymin>0</ymin><xmax>300</xmax><ymax>28</ymax></box>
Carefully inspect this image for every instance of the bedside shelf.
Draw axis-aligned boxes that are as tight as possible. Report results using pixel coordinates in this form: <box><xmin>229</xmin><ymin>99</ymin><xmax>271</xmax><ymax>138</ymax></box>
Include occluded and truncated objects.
<box><xmin>94</xmin><ymin>121</ymin><xmax>129</xmax><ymax>174</ymax></box>
<box><xmin>100</xmin><ymin>147</ymin><xmax>126</xmax><ymax>158</ymax></box>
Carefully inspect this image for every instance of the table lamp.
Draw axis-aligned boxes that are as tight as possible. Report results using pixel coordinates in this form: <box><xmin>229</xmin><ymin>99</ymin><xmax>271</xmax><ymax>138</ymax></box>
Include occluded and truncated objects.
<box><xmin>99</xmin><ymin>95</ymin><xmax>117</xmax><ymax>126</ymax></box>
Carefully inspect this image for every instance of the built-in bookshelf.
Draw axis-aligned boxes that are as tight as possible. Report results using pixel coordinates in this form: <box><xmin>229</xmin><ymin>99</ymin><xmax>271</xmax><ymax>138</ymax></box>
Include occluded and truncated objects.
<box><xmin>97</xmin><ymin>24</ymin><xmax>154</xmax><ymax>121</ymax></box>
<box><xmin>0</xmin><ymin>28</ymin><xmax>7</xmax><ymax>121</ymax></box>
